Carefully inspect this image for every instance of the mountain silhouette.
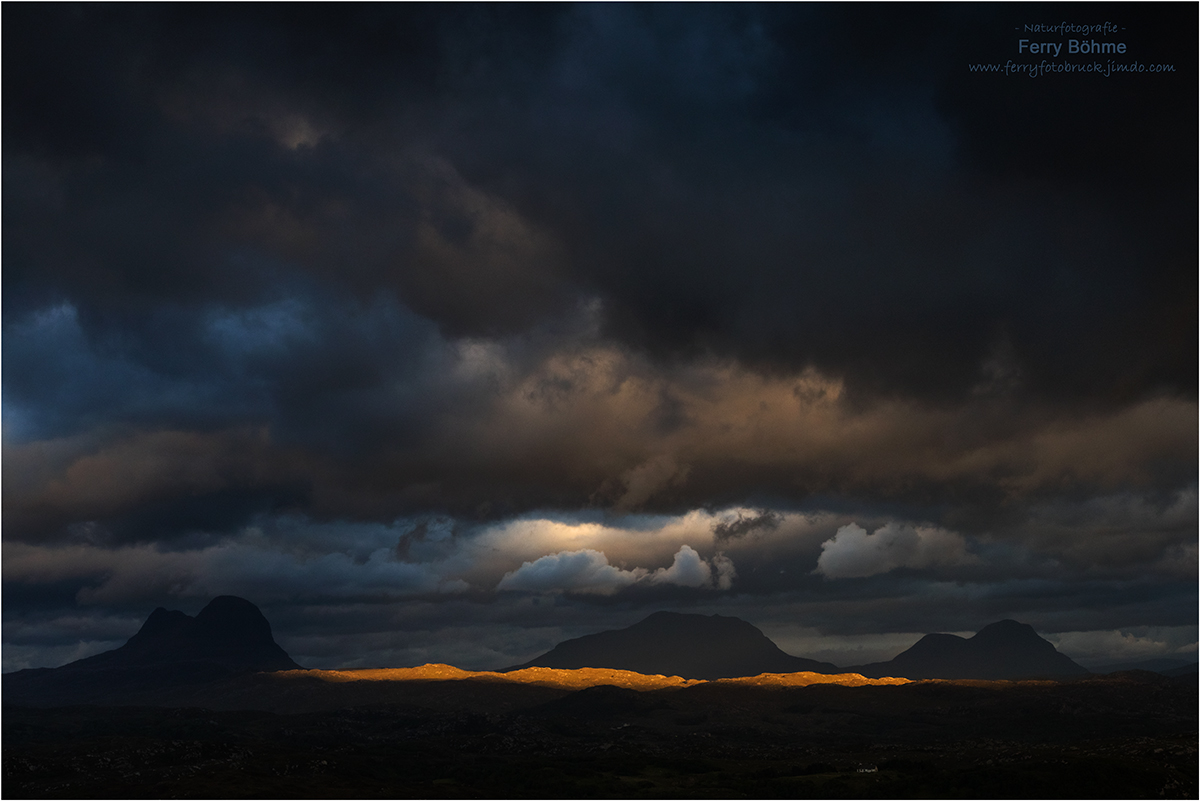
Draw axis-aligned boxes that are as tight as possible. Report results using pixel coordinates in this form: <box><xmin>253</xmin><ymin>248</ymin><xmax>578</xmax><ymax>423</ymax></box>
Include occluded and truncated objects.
<box><xmin>70</xmin><ymin>595</ymin><xmax>300</xmax><ymax>673</ymax></box>
<box><xmin>849</xmin><ymin>620</ymin><xmax>1089</xmax><ymax>680</ymax></box>
<box><xmin>4</xmin><ymin>596</ymin><xmax>299</xmax><ymax>706</ymax></box>
<box><xmin>504</xmin><ymin>611</ymin><xmax>839</xmax><ymax>679</ymax></box>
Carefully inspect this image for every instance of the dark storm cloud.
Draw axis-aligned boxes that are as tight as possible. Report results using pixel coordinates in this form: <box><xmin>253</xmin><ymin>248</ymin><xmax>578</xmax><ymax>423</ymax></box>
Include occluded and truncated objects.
<box><xmin>7</xmin><ymin>4</ymin><xmax>1194</xmax><ymax>400</ymax></box>
<box><xmin>7</xmin><ymin>346</ymin><xmax>1193</xmax><ymax>543</ymax></box>
<box><xmin>438</xmin><ymin>2</ymin><xmax>1195</xmax><ymax>403</ymax></box>
<box><xmin>3</xmin><ymin>4</ymin><xmax>569</xmax><ymax>329</ymax></box>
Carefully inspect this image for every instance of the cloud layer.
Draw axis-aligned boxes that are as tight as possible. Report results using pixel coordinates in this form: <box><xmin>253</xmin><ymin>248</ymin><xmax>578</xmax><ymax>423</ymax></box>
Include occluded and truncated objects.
<box><xmin>3</xmin><ymin>5</ymin><xmax>1194</xmax><ymax>673</ymax></box>
<box><xmin>815</xmin><ymin>522</ymin><xmax>976</xmax><ymax>579</ymax></box>
<box><xmin>497</xmin><ymin>545</ymin><xmax>734</xmax><ymax>594</ymax></box>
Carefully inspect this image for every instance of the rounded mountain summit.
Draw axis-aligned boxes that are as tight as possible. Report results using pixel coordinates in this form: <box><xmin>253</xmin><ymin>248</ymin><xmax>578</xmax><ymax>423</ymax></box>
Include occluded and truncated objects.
<box><xmin>504</xmin><ymin>611</ymin><xmax>839</xmax><ymax>680</ymax></box>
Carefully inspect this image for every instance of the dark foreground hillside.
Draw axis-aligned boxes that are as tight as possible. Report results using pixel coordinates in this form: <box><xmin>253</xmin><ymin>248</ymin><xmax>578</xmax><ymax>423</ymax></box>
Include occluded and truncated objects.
<box><xmin>4</xmin><ymin>672</ymin><xmax>1196</xmax><ymax>799</ymax></box>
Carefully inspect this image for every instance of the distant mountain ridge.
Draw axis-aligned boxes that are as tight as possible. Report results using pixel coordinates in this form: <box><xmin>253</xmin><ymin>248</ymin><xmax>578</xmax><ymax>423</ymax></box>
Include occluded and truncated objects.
<box><xmin>4</xmin><ymin>596</ymin><xmax>300</xmax><ymax>707</ymax></box>
<box><xmin>509</xmin><ymin>615</ymin><xmax>1090</xmax><ymax>682</ymax></box>
<box><xmin>5</xmin><ymin>604</ymin><xmax>1099</xmax><ymax>711</ymax></box>
<box><xmin>504</xmin><ymin>611</ymin><xmax>840</xmax><ymax>679</ymax></box>
<box><xmin>1089</xmin><ymin>658</ymin><xmax>1198</xmax><ymax>676</ymax></box>
<box><xmin>849</xmin><ymin>620</ymin><xmax>1088</xmax><ymax>680</ymax></box>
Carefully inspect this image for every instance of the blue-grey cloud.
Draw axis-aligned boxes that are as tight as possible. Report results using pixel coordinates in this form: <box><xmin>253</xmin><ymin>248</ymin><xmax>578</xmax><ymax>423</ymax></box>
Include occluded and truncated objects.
<box><xmin>815</xmin><ymin>522</ymin><xmax>976</xmax><ymax>579</ymax></box>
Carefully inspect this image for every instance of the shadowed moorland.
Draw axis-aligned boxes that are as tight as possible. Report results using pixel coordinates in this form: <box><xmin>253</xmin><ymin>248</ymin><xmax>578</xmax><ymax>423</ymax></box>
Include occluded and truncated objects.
<box><xmin>4</xmin><ymin>670</ymin><xmax>1196</xmax><ymax>799</ymax></box>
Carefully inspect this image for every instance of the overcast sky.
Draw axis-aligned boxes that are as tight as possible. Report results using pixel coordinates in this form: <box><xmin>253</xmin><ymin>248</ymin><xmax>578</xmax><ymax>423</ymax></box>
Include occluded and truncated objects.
<box><xmin>4</xmin><ymin>3</ymin><xmax>1196</xmax><ymax>673</ymax></box>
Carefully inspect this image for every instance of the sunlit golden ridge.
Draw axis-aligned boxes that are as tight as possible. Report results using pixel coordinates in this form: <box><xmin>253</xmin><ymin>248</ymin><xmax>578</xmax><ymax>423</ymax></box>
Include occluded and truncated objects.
<box><xmin>276</xmin><ymin>664</ymin><xmax>911</xmax><ymax>691</ymax></box>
